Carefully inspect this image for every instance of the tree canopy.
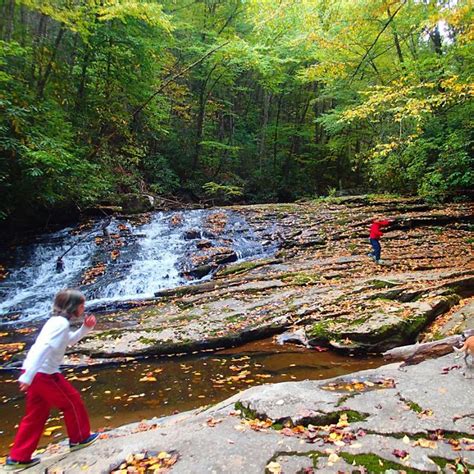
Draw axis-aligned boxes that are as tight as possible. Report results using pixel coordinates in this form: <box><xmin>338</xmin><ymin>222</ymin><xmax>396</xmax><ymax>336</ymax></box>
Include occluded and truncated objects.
<box><xmin>0</xmin><ymin>0</ymin><xmax>472</xmax><ymax>222</ymax></box>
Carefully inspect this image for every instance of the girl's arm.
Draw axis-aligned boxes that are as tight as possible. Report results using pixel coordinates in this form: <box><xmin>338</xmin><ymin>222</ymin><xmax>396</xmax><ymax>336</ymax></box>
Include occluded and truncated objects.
<box><xmin>68</xmin><ymin>315</ymin><xmax>96</xmax><ymax>345</ymax></box>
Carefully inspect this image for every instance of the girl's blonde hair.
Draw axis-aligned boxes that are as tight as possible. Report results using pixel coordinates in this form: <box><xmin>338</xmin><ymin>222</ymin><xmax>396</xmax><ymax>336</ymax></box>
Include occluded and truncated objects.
<box><xmin>53</xmin><ymin>289</ymin><xmax>85</xmax><ymax>318</ymax></box>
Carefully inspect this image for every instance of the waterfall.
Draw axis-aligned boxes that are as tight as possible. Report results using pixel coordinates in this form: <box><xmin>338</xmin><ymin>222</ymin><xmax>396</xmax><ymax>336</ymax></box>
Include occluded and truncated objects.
<box><xmin>0</xmin><ymin>210</ymin><xmax>274</xmax><ymax>326</ymax></box>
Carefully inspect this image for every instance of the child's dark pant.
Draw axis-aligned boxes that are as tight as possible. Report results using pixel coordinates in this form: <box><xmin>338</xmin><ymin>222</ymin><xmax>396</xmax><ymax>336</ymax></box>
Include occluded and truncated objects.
<box><xmin>369</xmin><ymin>238</ymin><xmax>381</xmax><ymax>261</ymax></box>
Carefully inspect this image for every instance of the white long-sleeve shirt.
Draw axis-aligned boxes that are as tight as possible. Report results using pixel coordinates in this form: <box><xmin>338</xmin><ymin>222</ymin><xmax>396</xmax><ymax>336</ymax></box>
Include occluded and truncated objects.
<box><xmin>19</xmin><ymin>316</ymin><xmax>92</xmax><ymax>385</ymax></box>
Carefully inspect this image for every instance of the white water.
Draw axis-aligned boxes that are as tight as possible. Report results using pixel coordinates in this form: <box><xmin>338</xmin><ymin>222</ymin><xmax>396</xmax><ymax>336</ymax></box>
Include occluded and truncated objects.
<box><xmin>0</xmin><ymin>210</ymin><xmax>272</xmax><ymax>326</ymax></box>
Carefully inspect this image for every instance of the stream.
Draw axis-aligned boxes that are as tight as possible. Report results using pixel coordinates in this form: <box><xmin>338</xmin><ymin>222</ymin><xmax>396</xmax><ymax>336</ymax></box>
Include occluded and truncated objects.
<box><xmin>0</xmin><ymin>338</ymin><xmax>383</xmax><ymax>454</ymax></box>
<box><xmin>0</xmin><ymin>209</ymin><xmax>385</xmax><ymax>456</ymax></box>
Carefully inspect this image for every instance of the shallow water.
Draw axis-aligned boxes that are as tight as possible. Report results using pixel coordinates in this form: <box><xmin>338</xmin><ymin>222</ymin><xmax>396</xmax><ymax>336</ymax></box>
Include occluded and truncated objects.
<box><xmin>0</xmin><ymin>338</ymin><xmax>384</xmax><ymax>454</ymax></box>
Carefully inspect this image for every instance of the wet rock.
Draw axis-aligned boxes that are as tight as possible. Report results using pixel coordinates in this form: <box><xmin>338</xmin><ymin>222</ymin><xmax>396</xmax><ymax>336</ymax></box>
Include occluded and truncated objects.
<box><xmin>276</xmin><ymin>328</ymin><xmax>310</xmax><ymax>348</ymax></box>
<box><xmin>204</xmin><ymin>212</ymin><xmax>228</xmax><ymax>235</ymax></box>
<box><xmin>214</xmin><ymin>248</ymin><xmax>238</xmax><ymax>265</ymax></box>
<box><xmin>183</xmin><ymin>228</ymin><xmax>201</xmax><ymax>240</ymax></box>
<box><xmin>187</xmin><ymin>247</ymin><xmax>237</xmax><ymax>269</ymax></box>
<box><xmin>180</xmin><ymin>264</ymin><xmax>215</xmax><ymax>279</ymax></box>
<box><xmin>40</xmin><ymin>354</ymin><xmax>474</xmax><ymax>474</ymax></box>
<box><xmin>282</xmin><ymin>228</ymin><xmax>325</xmax><ymax>249</ymax></box>
<box><xmin>180</xmin><ymin>247</ymin><xmax>238</xmax><ymax>280</ymax></box>
<box><xmin>169</xmin><ymin>213</ymin><xmax>184</xmax><ymax>227</ymax></box>
<box><xmin>309</xmin><ymin>294</ymin><xmax>461</xmax><ymax>352</ymax></box>
<box><xmin>120</xmin><ymin>193</ymin><xmax>155</xmax><ymax>214</ymax></box>
<box><xmin>196</xmin><ymin>239</ymin><xmax>212</xmax><ymax>249</ymax></box>
<box><xmin>434</xmin><ymin>300</ymin><xmax>474</xmax><ymax>337</ymax></box>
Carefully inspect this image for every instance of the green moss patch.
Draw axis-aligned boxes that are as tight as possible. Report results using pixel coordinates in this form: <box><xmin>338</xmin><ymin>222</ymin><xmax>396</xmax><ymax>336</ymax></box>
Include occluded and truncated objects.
<box><xmin>138</xmin><ymin>336</ymin><xmax>158</xmax><ymax>345</ymax></box>
<box><xmin>339</xmin><ymin>452</ymin><xmax>426</xmax><ymax>474</ymax></box>
<box><xmin>235</xmin><ymin>401</ymin><xmax>368</xmax><ymax>428</ymax></box>
<box><xmin>280</xmin><ymin>271</ymin><xmax>321</xmax><ymax>286</ymax></box>
<box><xmin>217</xmin><ymin>259</ymin><xmax>277</xmax><ymax>277</ymax></box>
<box><xmin>430</xmin><ymin>456</ymin><xmax>474</xmax><ymax>471</ymax></box>
<box><xmin>309</xmin><ymin>321</ymin><xmax>331</xmax><ymax>340</ymax></box>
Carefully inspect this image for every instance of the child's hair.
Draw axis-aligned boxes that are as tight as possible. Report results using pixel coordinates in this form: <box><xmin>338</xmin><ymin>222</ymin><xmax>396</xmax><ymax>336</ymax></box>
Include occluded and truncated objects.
<box><xmin>53</xmin><ymin>289</ymin><xmax>85</xmax><ymax>318</ymax></box>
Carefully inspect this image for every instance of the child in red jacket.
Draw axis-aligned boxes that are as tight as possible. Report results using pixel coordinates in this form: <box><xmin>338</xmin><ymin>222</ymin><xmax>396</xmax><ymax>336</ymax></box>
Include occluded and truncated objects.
<box><xmin>368</xmin><ymin>218</ymin><xmax>393</xmax><ymax>264</ymax></box>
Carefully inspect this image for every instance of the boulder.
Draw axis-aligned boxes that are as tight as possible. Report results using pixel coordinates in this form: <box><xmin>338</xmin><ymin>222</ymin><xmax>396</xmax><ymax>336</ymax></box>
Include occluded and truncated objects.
<box><xmin>276</xmin><ymin>328</ymin><xmax>310</xmax><ymax>348</ymax></box>
<box><xmin>196</xmin><ymin>239</ymin><xmax>213</xmax><ymax>249</ymax></box>
<box><xmin>184</xmin><ymin>229</ymin><xmax>201</xmax><ymax>240</ymax></box>
<box><xmin>180</xmin><ymin>264</ymin><xmax>216</xmax><ymax>279</ymax></box>
<box><xmin>120</xmin><ymin>193</ymin><xmax>155</xmax><ymax>214</ymax></box>
<box><xmin>169</xmin><ymin>213</ymin><xmax>184</xmax><ymax>227</ymax></box>
<box><xmin>309</xmin><ymin>294</ymin><xmax>460</xmax><ymax>352</ymax></box>
<box><xmin>181</xmin><ymin>247</ymin><xmax>238</xmax><ymax>280</ymax></box>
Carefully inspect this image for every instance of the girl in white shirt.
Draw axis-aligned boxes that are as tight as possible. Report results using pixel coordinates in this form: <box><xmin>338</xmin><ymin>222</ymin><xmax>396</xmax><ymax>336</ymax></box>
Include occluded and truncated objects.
<box><xmin>6</xmin><ymin>289</ymin><xmax>99</xmax><ymax>471</ymax></box>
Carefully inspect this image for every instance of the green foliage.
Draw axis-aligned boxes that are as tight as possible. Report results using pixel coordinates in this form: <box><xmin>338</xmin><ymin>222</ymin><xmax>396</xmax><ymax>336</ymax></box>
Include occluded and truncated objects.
<box><xmin>0</xmin><ymin>0</ymin><xmax>472</xmax><ymax>224</ymax></box>
<box><xmin>202</xmin><ymin>182</ymin><xmax>243</xmax><ymax>203</ymax></box>
<box><xmin>143</xmin><ymin>154</ymin><xmax>180</xmax><ymax>195</ymax></box>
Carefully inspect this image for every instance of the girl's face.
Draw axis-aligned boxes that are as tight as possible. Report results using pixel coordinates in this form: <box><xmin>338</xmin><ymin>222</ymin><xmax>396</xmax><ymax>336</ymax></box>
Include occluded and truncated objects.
<box><xmin>75</xmin><ymin>301</ymin><xmax>85</xmax><ymax>318</ymax></box>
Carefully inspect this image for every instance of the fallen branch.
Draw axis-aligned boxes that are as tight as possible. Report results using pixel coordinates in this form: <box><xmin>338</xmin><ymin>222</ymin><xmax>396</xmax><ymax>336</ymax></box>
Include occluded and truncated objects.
<box><xmin>383</xmin><ymin>329</ymin><xmax>474</xmax><ymax>366</ymax></box>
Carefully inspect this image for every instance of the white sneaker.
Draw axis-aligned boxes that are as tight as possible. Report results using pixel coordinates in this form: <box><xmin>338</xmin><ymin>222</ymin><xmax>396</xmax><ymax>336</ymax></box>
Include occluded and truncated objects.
<box><xmin>376</xmin><ymin>259</ymin><xmax>384</xmax><ymax>265</ymax></box>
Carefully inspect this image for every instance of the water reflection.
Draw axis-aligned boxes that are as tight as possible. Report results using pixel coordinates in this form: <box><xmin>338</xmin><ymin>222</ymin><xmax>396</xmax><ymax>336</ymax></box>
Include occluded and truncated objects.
<box><xmin>0</xmin><ymin>338</ymin><xmax>384</xmax><ymax>453</ymax></box>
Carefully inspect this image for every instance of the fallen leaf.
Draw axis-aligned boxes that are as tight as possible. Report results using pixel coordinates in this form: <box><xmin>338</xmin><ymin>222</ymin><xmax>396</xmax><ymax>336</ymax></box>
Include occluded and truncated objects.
<box><xmin>392</xmin><ymin>449</ymin><xmax>409</xmax><ymax>459</ymax></box>
<box><xmin>206</xmin><ymin>418</ymin><xmax>223</xmax><ymax>427</ymax></box>
<box><xmin>414</xmin><ymin>438</ymin><xmax>437</xmax><ymax>449</ymax></box>
<box><xmin>266</xmin><ymin>461</ymin><xmax>281</xmax><ymax>473</ymax></box>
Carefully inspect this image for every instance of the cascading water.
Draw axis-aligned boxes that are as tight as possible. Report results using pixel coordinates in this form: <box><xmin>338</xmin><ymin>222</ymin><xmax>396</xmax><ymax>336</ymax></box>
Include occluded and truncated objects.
<box><xmin>0</xmin><ymin>210</ymin><xmax>275</xmax><ymax>326</ymax></box>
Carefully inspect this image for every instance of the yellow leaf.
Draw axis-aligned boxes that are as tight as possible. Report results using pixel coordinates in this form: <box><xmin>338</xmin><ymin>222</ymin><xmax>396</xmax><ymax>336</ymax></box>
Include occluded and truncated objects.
<box><xmin>147</xmin><ymin>464</ymin><xmax>160</xmax><ymax>471</ymax></box>
<box><xmin>266</xmin><ymin>461</ymin><xmax>281</xmax><ymax>473</ymax></box>
<box><xmin>415</xmin><ymin>439</ymin><xmax>437</xmax><ymax>449</ymax></box>
<box><xmin>139</xmin><ymin>376</ymin><xmax>157</xmax><ymax>382</ymax></box>
<box><xmin>336</xmin><ymin>413</ymin><xmax>349</xmax><ymax>427</ymax></box>
<box><xmin>43</xmin><ymin>425</ymin><xmax>62</xmax><ymax>436</ymax></box>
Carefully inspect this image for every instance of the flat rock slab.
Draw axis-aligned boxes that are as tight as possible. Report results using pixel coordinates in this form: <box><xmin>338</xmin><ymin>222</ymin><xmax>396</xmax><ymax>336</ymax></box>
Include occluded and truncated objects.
<box><xmin>35</xmin><ymin>353</ymin><xmax>473</xmax><ymax>474</ymax></box>
<box><xmin>72</xmin><ymin>269</ymin><xmax>473</xmax><ymax>360</ymax></box>
<box><xmin>50</xmin><ymin>199</ymin><xmax>472</xmax><ymax>361</ymax></box>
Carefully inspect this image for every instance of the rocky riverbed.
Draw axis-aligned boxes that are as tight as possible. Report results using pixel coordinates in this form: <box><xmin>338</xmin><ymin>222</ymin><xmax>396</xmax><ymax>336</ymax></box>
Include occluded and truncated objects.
<box><xmin>27</xmin><ymin>352</ymin><xmax>474</xmax><ymax>473</ymax></box>
<box><xmin>1</xmin><ymin>196</ymin><xmax>473</xmax><ymax>473</ymax></box>
<box><xmin>62</xmin><ymin>196</ymin><xmax>473</xmax><ymax>362</ymax></box>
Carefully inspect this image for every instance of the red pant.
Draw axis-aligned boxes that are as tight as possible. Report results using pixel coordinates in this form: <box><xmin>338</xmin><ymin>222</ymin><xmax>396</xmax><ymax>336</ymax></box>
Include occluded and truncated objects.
<box><xmin>10</xmin><ymin>372</ymin><xmax>91</xmax><ymax>461</ymax></box>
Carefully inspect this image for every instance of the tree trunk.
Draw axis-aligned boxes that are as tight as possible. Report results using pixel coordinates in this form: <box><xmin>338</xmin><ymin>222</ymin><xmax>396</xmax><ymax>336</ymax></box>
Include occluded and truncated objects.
<box><xmin>37</xmin><ymin>25</ymin><xmax>65</xmax><ymax>99</ymax></box>
<box><xmin>68</xmin><ymin>33</ymin><xmax>79</xmax><ymax>76</ymax></box>
<box><xmin>192</xmin><ymin>83</ymin><xmax>206</xmax><ymax>171</ymax></box>
<box><xmin>259</xmin><ymin>90</ymin><xmax>272</xmax><ymax>171</ymax></box>
<box><xmin>30</xmin><ymin>13</ymin><xmax>47</xmax><ymax>84</ymax></box>
<box><xmin>192</xmin><ymin>64</ymin><xmax>217</xmax><ymax>171</ymax></box>
<box><xmin>429</xmin><ymin>24</ymin><xmax>442</xmax><ymax>56</ymax></box>
<box><xmin>387</xmin><ymin>6</ymin><xmax>405</xmax><ymax>68</ymax></box>
<box><xmin>273</xmin><ymin>93</ymin><xmax>283</xmax><ymax>171</ymax></box>
<box><xmin>1</xmin><ymin>0</ymin><xmax>15</xmax><ymax>41</ymax></box>
<box><xmin>76</xmin><ymin>46</ymin><xmax>91</xmax><ymax>111</ymax></box>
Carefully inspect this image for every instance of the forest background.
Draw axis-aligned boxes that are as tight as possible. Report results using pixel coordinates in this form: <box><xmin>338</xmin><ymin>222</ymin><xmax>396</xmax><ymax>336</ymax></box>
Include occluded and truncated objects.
<box><xmin>0</xmin><ymin>0</ymin><xmax>472</xmax><ymax>226</ymax></box>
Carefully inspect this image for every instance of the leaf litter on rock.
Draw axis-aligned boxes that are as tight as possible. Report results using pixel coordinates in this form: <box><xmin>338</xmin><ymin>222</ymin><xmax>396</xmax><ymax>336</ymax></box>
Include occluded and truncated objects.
<box><xmin>110</xmin><ymin>450</ymin><xmax>179</xmax><ymax>474</ymax></box>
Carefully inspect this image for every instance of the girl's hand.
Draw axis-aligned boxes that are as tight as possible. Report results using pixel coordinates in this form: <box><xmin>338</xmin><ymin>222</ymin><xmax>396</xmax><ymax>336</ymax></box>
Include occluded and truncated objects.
<box><xmin>19</xmin><ymin>382</ymin><xmax>29</xmax><ymax>392</ymax></box>
<box><xmin>84</xmin><ymin>315</ymin><xmax>96</xmax><ymax>328</ymax></box>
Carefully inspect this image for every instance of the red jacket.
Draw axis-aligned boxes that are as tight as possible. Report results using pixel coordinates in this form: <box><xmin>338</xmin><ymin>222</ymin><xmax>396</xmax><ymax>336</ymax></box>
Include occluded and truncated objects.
<box><xmin>369</xmin><ymin>220</ymin><xmax>391</xmax><ymax>239</ymax></box>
